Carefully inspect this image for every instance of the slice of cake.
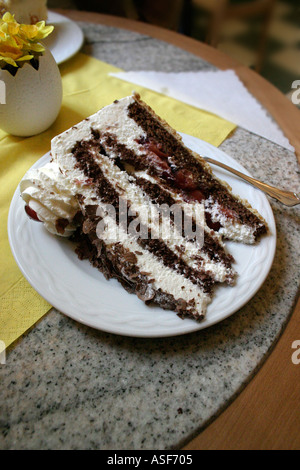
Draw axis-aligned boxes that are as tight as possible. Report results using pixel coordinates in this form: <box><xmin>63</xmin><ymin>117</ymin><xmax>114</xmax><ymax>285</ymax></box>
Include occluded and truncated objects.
<box><xmin>20</xmin><ymin>94</ymin><xmax>268</xmax><ymax>321</ymax></box>
<box><xmin>0</xmin><ymin>0</ymin><xmax>47</xmax><ymax>24</ymax></box>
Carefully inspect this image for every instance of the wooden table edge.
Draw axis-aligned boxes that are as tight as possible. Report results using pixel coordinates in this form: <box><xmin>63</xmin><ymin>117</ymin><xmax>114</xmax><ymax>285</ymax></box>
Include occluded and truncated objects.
<box><xmin>182</xmin><ymin>294</ymin><xmax>300</xmax><ymax>450</ymax></box>
<box><xmin>55</xmin><ymin>9</ymin><xmax>300</xmax><ymax>450</ymax></box>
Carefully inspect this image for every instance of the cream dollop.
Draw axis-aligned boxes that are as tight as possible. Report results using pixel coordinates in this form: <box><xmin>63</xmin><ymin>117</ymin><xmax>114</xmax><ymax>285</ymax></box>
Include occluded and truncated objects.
<box><xmin>20</xmin><ymin>162</ymin><xmax>79</xmax><ymax>237</ymax></box>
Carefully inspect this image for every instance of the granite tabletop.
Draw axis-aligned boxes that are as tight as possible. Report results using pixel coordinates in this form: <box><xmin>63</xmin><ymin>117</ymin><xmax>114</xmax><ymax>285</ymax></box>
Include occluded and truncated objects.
<box><xmin>1</xmin><ymin>22</ymin><xmax>299</xmax><ymax>450</ymax></box>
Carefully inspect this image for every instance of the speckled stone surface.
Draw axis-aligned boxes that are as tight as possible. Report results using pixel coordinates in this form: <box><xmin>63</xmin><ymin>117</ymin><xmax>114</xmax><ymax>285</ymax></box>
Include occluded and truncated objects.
<box><xmin>0</xmin><ymin>23</ymin><xmax>299</xmax><ymax>450</ymax></box>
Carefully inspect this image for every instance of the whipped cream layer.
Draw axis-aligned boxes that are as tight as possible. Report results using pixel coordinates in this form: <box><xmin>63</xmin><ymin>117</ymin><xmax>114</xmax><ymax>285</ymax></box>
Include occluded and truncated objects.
<box><xmin>20</xmin><ymin>162</ymin><xmax>79</xmax><ymax>237</ymax></box>
<box><xmin>20</xmin><ymin>97</ymin><xmax>142</xmax><ymax>236</ymax></box>
<box><xmin>96</xmin><ymin>152</ymin><xmax>234</xmax><ymax>284</ymax></box>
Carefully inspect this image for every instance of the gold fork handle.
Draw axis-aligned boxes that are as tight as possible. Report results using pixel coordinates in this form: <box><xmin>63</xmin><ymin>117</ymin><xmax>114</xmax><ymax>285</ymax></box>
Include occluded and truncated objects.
<box><xmin>204</xmin><ymin>156</ymin><xmax>300</xmax><ymax>207</ymax></box>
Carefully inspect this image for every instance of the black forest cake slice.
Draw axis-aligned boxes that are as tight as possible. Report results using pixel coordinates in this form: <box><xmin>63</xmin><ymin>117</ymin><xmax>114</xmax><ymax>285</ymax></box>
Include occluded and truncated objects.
<box><xmin>20</xmin><ymin>94</ymin><xmax>268</xmax><ymax>321</ymax></box>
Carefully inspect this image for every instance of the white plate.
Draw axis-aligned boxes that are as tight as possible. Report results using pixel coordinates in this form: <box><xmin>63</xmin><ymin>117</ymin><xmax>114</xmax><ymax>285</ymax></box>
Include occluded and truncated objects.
<box><xmin>8</xmin><ymin>135</ymin><xmax>276</xmax><ymax>338</ymax></box>
<box><xmin>43</xmin><ymin>11</ymin><xmax>84</xmax><ymax>64</ymax></box>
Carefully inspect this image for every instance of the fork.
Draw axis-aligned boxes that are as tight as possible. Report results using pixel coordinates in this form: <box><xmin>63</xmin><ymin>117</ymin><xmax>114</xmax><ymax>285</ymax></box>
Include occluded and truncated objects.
<box><xmin>203</xmin><ymin>156</ymin><xmax>300</xmax><ymax>207</ymax></box>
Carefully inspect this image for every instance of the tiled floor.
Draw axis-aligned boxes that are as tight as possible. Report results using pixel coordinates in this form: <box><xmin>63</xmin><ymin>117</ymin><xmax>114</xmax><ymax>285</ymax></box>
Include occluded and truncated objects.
<box><xmin>190</xmin><ymin>0</ymin><xmax>300</xmax><ymax>97</ymax></box>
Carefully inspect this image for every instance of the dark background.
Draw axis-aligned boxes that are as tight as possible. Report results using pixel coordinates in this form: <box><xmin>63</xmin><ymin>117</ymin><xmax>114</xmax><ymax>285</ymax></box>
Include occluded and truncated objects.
<box><xmin>48</xmin><ymin>0</ymin><xmax>300</xmax><ymax>97</ymax></box>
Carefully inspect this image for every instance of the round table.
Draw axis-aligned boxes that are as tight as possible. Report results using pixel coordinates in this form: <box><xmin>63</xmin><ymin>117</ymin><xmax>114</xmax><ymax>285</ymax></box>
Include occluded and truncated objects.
<box><xmin>1</xmin><ymin>9</ymin><xmax>299</xmax><ymax>450</ymax></box>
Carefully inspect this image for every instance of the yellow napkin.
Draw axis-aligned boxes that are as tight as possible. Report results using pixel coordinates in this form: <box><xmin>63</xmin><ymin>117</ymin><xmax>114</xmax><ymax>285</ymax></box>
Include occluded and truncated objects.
<box><xmin>0</xmin><ymin>53</ymin><xmax>236</xmax><ymax>349</ymax></box>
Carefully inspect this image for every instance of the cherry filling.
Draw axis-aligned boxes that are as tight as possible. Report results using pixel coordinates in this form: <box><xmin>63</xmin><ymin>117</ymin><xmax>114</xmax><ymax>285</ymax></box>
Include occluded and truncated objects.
<box><xmin>174</xmin><ymin>169</ymin><xmax>198</xmax><ymax>190</ymax></box>
<box><xmin>25</xmin><ymin>205</ymin><xmax>41</xmax><ymax>222</ymax></box>
<box><xmin>144</xmin><ymin>141</ymin><xmax>169</xmax><ymax>159</ymax></box>
<box><xmin>138</xmin><ymin>138</ymin><xmax>223</xmax><ymax>231</ymax></box>
<box><xmin>204</xmin><ymin>213</ymin><xmax>221</xmax><ymax>232</ymax></box>
<box><xmin>183</xmin><ymin>189</ymin><xmax>205</xmax><ymax>203</ymax></box>
<box><xmin>219</xmin><ymin>207</ymin><xmax>237</xmax><ymax>220</ymax></box>
<box><xmin>143</xmin><ymin>141</ymin><xmax>171</xmax><ymax>173</ymax></box>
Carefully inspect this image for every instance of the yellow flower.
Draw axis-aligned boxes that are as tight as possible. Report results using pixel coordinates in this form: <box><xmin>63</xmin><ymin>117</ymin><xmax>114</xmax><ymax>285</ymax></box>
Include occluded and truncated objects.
<box><xmin>0</xmin><ymin>12</ymin><xmax>54</xmax><ymax>68</ymax></box>
<box><xmin>1</xmin><ymin>20</ymin><xmax>19</xmax><ymax>36</ymax></box>
<box><xmin>2</xmin><ymin>12</ymin><xmax>15</xmax><ymax>23</ymax></box>
<box><xmin>20</xmin><ymin>21</ymin><xmax>54</xmax><ymax>41</ymax></box>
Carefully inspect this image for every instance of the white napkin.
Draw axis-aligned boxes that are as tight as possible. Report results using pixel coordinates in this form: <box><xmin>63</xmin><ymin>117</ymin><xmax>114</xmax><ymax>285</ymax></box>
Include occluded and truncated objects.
<box><xmin>110</xmin><ymin>70</ymin><xmax>294</xmax><ymax>152</ymax></box>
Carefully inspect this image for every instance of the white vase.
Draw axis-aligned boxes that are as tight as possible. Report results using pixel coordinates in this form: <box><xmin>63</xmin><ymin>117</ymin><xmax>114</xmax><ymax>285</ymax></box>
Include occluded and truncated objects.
<box><xmin>0</xmin><ymin>48</ymin><xmax>62</xmax><ymax>137</ymax></box>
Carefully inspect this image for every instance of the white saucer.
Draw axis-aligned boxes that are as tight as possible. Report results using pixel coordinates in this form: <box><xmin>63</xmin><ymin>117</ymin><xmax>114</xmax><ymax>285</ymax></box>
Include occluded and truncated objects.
<box><xmin>43</xmin><ymin>11</ymin><xmax>84</xmax><ymax>64</ymax></box>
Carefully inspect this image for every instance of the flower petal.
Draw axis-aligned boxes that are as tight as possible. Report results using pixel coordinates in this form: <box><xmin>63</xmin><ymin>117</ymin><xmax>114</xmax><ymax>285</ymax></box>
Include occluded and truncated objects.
<box><xmin>0</xmin><ymin>12</ymin><xmax>54</xmax><ymax>68</ymax></box>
